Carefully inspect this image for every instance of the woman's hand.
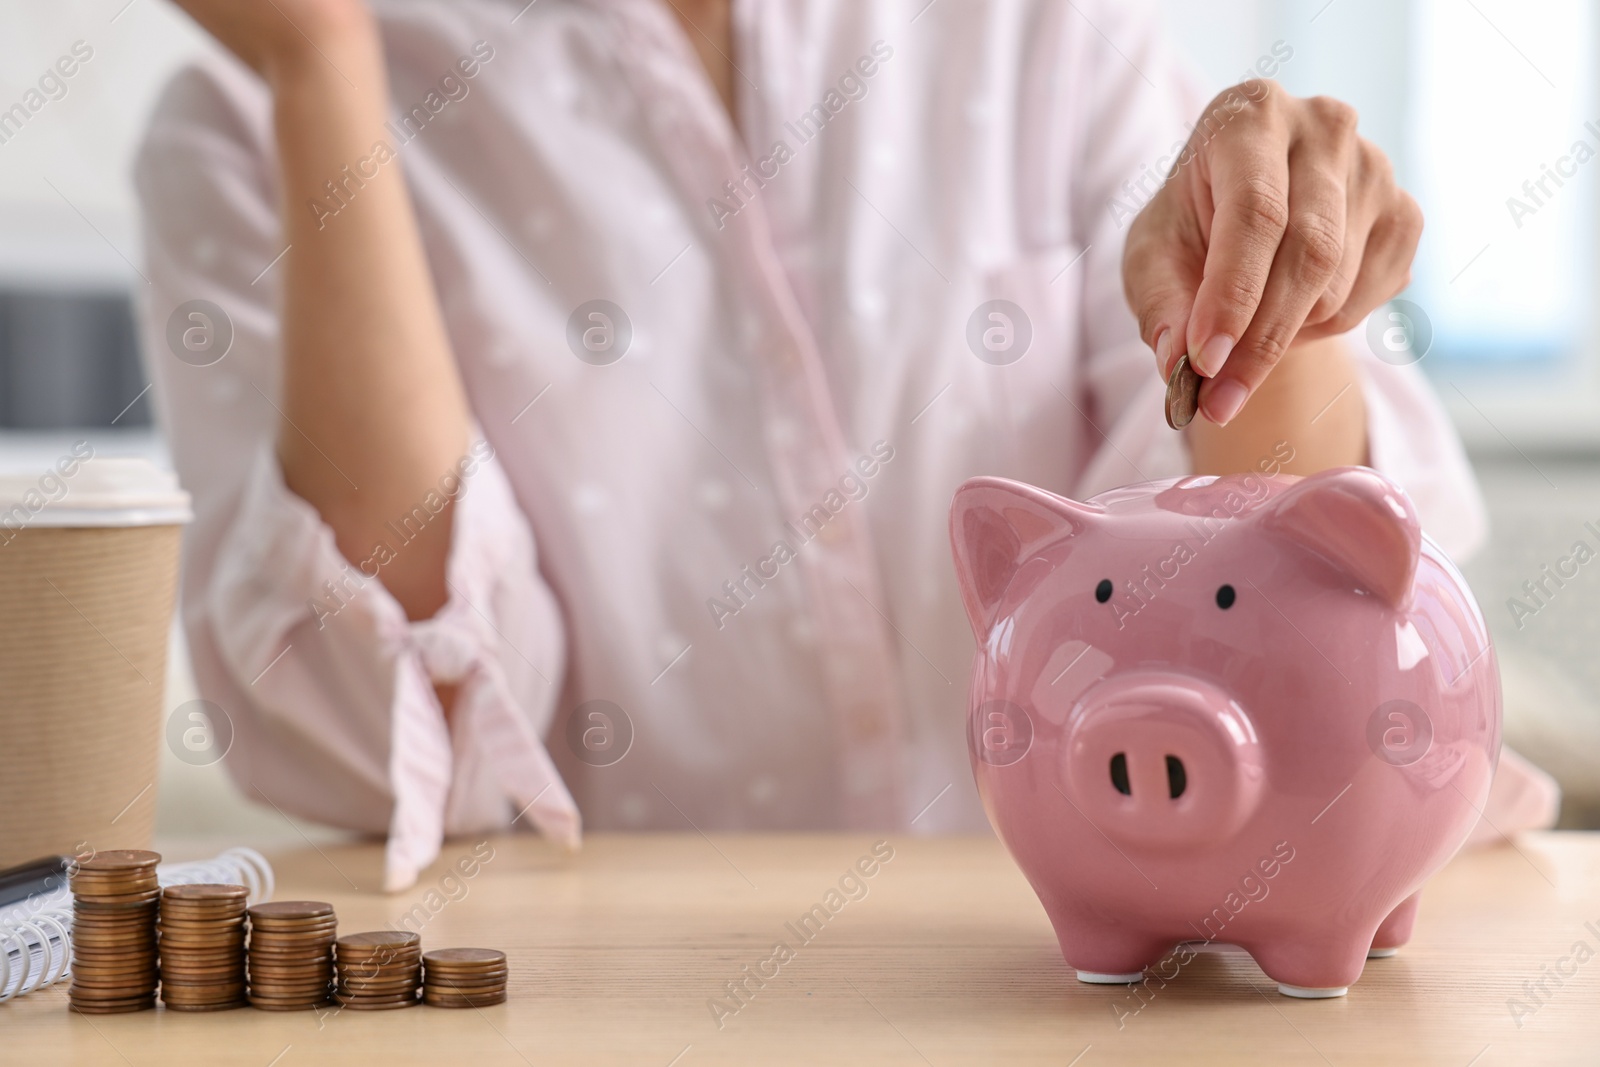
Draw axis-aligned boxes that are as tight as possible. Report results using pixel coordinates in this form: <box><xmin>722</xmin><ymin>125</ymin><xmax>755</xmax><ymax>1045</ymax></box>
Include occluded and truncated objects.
<box><xmin>167</xmin><ymin>0</ymin><xmax>377</xmax><ymax>83</ymax></box>
<box><xmin>1123</xmin><ymin>81</ymin><xmax>1422</xmax><ymax>427</ymax></box>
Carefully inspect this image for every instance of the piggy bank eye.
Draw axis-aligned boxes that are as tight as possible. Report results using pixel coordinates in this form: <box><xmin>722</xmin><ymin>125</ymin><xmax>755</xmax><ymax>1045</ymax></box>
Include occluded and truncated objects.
<box><xmin>1094</xmin><ymin>579</ymin><xmax>1113</xmax><ymax>603</ymax></box>
<box><xmin>1215</xmin><ymin>584</ymin><xmax>1237</xmax><ymax>609</ymax></box>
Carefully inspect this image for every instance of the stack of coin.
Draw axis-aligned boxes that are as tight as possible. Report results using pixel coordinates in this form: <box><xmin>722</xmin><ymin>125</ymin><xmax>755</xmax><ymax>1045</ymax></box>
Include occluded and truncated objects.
<box><xmin>67</xmin><ymin>850</ymin><xmax>161</xmax><ymax>1014</ymax></box>
<box><xmin>246</xmin><ymin>901</ymin><xmax>337</xmax><ymax>1010</ymax></box>
<box><xmin>422</xmin><ymin>948</ymin><xmax>508</xmax><ymax>1008</ymax></box>
<box><xmin>334</xmin><ymin>931</ymin><xmax>421</xmax><ymax>1010</ymax></box>
<box><xmin>157</xmin><ymin>883</ymin><xmax>248</xmax><ymax>1012</ymax></box>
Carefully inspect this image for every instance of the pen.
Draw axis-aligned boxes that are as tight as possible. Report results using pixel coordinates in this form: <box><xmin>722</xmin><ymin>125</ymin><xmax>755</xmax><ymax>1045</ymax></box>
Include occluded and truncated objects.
<box><xmin>0</xmin><ymin>856</ymin><xmax>72</xmax><ymax>910</ymax></box>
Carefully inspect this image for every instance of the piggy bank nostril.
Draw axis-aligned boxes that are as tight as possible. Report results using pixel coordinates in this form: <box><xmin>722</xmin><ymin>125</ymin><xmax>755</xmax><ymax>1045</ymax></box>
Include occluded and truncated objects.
<box><xmin>1166</xmin><ymin>755</ymin><xmax>1187</xmax><ymax>799</ymax></box>
<box><xmin>1109</xmin><ymin>753</ymin><xmax>1131</xmax><ymax>795</ymax></box>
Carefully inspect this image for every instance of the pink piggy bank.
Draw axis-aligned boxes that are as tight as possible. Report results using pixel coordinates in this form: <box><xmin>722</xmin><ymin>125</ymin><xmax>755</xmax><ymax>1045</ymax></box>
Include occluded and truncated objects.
<box><xmin>949</xmin><ymin>467</ymin><xmax>1499</xmax><ymax>998</ymax></box>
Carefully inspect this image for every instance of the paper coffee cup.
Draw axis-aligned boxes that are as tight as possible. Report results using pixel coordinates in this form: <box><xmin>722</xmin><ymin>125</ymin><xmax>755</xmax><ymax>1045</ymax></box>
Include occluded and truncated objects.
<box><xmin>0</xmin><ymin>454</ymin><xmax>191</xmax><ymax>868</ymax></box>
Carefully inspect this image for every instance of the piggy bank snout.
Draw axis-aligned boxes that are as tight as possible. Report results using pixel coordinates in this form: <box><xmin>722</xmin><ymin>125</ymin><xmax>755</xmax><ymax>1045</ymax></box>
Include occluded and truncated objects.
<box><xmin>1063</xmin><ymin>674</ymin><xmax>1265</xmax><ymax>851</ymax></box>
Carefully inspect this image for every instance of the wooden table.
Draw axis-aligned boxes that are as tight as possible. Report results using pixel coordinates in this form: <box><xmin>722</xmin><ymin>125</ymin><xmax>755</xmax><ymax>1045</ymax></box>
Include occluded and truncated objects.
<box><xmin>7</xmin><ymin>832</ymin><xmax>1598</xmax><ymax>1065</ymax></box>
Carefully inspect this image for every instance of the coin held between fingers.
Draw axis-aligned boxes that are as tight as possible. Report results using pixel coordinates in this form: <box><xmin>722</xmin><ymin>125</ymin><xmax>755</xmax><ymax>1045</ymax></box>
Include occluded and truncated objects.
<box><xmin>1165</xmin><ymin>353</ymin><xmax>1202</xmax><ymax>430</ymax></box>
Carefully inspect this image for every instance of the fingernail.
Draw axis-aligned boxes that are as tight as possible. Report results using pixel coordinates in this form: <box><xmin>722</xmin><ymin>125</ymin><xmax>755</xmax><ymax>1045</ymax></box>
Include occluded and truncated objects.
<box><xmin>1203</xmin><ymin>378</ymin><xmax>1249</xmax><ymax>426</ymax></box>
<box><xmin>1153</xmin><ymin>328</ymin><xmax>1173</xmax><ymax>376</ymax></box>
<box><xmin>1194</xmin><ymin>334</ymin><xmax>1235</xmax><ymax>377</ymax></box>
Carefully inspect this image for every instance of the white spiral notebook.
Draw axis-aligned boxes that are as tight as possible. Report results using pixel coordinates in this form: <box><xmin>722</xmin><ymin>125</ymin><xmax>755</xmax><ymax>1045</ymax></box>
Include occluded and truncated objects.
<box><xmin>0</xmin><ymin>848</ymin><xmax>274</xmax><ymax>1003</ymax></box>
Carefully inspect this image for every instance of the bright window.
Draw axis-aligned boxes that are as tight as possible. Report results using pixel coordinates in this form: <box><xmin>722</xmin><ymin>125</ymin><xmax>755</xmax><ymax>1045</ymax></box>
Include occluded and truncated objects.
<box><xmin>1409</xmin><ymin>0</ymin><xmax>1596</xmax><ymax>367</ymax></box>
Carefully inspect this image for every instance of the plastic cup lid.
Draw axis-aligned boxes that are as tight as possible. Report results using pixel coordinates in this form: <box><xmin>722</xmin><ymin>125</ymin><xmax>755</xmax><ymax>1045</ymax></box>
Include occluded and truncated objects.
<box><xmin>0</xmin><ymin>456</ymin><xmax>192</xmax><ymax>528</ymax></box>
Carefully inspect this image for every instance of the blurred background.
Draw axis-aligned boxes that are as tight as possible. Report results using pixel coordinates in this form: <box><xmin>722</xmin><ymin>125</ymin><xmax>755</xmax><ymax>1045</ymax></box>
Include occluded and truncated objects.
<box><xmin>1</xmin><ymin>0</ymin><xmax>1596</xmax><ymax>838</ymax></box>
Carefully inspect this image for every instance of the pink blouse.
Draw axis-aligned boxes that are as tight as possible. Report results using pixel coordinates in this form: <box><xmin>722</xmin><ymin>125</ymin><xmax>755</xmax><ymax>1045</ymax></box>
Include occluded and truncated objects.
<box><xmin>135</xmin><ymin>0</ymin><xmax>1491</xmax><ymax>890</ymax></box>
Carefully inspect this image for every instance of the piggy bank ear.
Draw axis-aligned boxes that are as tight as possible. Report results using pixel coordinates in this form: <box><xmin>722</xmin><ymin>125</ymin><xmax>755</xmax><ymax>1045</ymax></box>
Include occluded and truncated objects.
<box><xmin>1261</xmin><ymin>467</ymin><xmax>1421</xmax><ymax>608</ymax></box>
<box><xmin>949</xmin><ymin>477</ymin><xmax>1098</xmax><ymax>636</ymax></box>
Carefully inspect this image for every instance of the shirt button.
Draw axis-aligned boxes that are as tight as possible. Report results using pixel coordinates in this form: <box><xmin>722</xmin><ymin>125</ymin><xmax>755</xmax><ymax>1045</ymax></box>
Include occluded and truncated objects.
<box><xmin>740</xmin><ymin>314</ymin><xmax>763</xmax><ymax>347</ymax></box>
<box><xmin>850</xmin><ymin>288</ymin><xmax>885</xmax><ymax>320</ymax></box>
<box><xmin>747</xmin><ymin>775</ymin><xmax>778</xmax><ymax>805</ymax></box>
<box><xmin>842</xmin><ymin>763</ymin><xmax>880</xmax><ymax>796</ymax></box>
<box><xmin>849</xmin><ymin>705</ymin><xmax>885</xmax><ymax>742</ymax></box>
<box><xmin>698</xmin><ymin>479</ymin><xmax>731</xmax><ymax>511</ymax></box>
<box><xmin>617</xmin><ymin>792</ymin><xmax>651</xmax><ymax>825</ymax></box>
<box><xmin>769</xmin><ymin>418</ymin><xmax>798</xmax><ymax>448</ymax></box>
<box><xmin>829</xmin><ymin>656</ymin><xmax>862</xmax><ymax>685</ymax></box>
<box><xmin>572</xmin><ymin>482</ymin><xmax>610</xmax><ymax>515</ymax></box>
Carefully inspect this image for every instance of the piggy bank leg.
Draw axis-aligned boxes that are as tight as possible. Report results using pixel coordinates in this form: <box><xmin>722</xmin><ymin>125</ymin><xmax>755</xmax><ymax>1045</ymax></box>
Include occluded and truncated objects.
<box><xmin>1047</xmin><ymin>913</ymin><xmax>1169</xmax><ymax>984</ymax></box>
<box><xmin>1248</xmin><ymin>933</ymin><xmax>1372</xmax><ymax>998</ymax></box>
<box><xmin>1368</xmin><ymin>891</ymin><xmax>1422</xmax><ymax>958</ymax></box>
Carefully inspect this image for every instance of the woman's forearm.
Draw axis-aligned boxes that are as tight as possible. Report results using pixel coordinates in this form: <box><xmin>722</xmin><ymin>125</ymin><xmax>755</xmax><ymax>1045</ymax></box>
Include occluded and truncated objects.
<box><xmin>269</xmin><ymin>35</ymin><xmax>469</xmax><ymax>621</ymax></box>
<box><xmin>1187</xmin><ymin>335</ymin><xmax>1367</xmax><ymax>476</ymax></box>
